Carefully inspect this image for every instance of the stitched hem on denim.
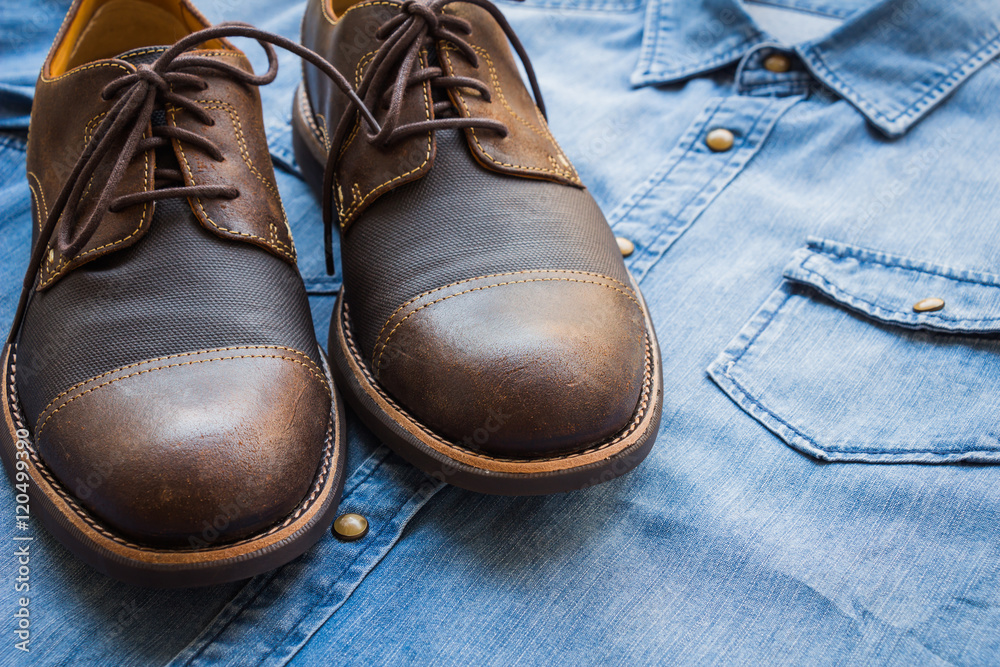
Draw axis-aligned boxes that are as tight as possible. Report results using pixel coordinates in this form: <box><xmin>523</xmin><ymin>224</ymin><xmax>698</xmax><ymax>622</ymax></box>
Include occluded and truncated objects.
<box><xmin>631</xmin><ymin>0</ymin><xmax>766</xmax><ymax>86</ymax></box>
<box><xmin>797</xmin><ymin>32</ymin><xmax>1000</xmax><ymax>137</ymax></box>
<box><xmin>608</xmin><ymin>96</ymin><xmax>799</xmax><ymax>284</ymax></box>
<box><xmin>707</xmin><ymin>283</ymin><xmax>1000</xmax><ymax>463</ymax></box>
<box><xmin>781</xmin><ymin>237</ymin><xmax>1000</xmax><ymax>333</ymax></box>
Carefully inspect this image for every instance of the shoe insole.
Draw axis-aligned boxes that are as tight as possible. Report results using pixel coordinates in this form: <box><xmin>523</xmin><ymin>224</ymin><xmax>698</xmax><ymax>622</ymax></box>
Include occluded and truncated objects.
<box><xmin>64</xmin><ymin>0</ymin><xmax>193</xmax><ymax>71</ymax></box>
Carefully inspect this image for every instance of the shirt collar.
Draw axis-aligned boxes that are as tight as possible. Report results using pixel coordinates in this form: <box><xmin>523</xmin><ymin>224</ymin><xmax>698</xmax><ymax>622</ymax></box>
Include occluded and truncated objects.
<box><xmin>631</xmin><ymin>0</ymin><xmax>1000</xmax><ymax>137</ymax></box>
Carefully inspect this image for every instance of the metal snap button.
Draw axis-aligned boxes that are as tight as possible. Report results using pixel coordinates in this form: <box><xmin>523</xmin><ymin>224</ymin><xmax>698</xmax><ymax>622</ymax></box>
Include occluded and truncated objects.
<box><xmin>912</xmin><ymin>297</ymin><xmax>945</xmax><ymax>313</ymax></box>
<box><xmin>616</xmin><ymin>236</ymin><xmax>635</xmax><ymax>257</ymax></box>
<box><xmin>332</xmin><ymin>513</ymin><xmax>369</xmax><ymax>541</ymax></box>
<box><xmin>764</xmin><ymin>53</ymin><xmax>792</xmax><ymax>73</ymax></box>
<box><xmin>705</xmin><ymin>128</ymin><xmax>734</xmax><ymax>152</ymax></box>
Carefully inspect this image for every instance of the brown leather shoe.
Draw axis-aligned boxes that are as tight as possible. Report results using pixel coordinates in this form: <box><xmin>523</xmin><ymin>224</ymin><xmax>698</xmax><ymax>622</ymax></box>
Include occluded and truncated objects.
<box><xmin>0</xmin><ymin>0</ymin><xmax>377</xmax><ymax>587</ymax></box>
<box><xmin>293</xmin><ymin>0</ymin><xmax>663</xmax><ymax>494</ymax></box>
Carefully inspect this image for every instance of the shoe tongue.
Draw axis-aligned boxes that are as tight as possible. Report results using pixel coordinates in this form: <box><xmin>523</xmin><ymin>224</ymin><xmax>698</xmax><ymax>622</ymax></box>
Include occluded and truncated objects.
<box><xmin>114</xmin><ymin>46</ymin><xmax>177</xmax><ymax>184</ymax></box>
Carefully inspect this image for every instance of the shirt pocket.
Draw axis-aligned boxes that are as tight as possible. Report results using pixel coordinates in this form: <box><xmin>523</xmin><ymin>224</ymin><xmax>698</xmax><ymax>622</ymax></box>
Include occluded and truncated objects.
<box><xmin>708</xmin><ymin>237</ymin><xmax>1000</xmax><ymax>464</ymax></box>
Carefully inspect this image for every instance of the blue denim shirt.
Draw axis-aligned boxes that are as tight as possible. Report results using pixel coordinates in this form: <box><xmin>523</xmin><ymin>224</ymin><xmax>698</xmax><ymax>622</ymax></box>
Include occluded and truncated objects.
<box><xmin>2</xmin><ymin>0</ymin><xmax>999</xmax><ymax>664</ymax></box>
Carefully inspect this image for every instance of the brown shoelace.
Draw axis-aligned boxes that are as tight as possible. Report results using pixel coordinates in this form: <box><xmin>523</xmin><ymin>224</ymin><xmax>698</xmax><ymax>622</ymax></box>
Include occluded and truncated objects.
<box><xmin>322</xmin><ymin>0</ymin><xmax>547</xmax><ymax>272</ymax></box>
<box><xmin>9</xmin><ymin>23</ymin><xmax>380</xmax><ymax>347</ymax></box>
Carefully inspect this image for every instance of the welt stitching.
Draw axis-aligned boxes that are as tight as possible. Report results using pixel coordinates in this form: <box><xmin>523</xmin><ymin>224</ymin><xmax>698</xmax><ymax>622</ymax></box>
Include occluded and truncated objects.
<box><xmin>338</xmin><ymin>55</ymin><xmax>433</xmax><ymax>227</ymax></box>
<box><xmin>170</xmin><ymin>104</ymin><xmax>295</xmax><ymax>259</ymax></box>
<box><xmin>36</xmin><ymin>354</ymin><xmax>330</xmax><ymax>438</ymax></box>
<box><xmin>39</xmin><ymin>346</ymin><xmax>322</xmax><ymax>417</ymax></box>
<box><xmin>253</xmin><ymin>453</ymin><xmax>395</xmax><ymax>666</ymax></box>
<box><xmin>7</xmin><ymin>352</ymin><xmax>339</xmax><ymax>551</ymax></box>
<box><xmin>345</xmin><ymin>302</ymin><xmax>654</xmax><ymax>463</ymax></box>
<box><xmin>374</xmin><ymin>277</ymin><xmax>641</xmax><ymax>371</ymax></box>
<box><xmin>373</xmin><ymin>269</ymin><xmax>636</xmax><ymax>356</ymax></box>
<box><xmin>795</xmin><ymin>265</ymin><xmax>1000</xmax><ymax>324</ymax></box>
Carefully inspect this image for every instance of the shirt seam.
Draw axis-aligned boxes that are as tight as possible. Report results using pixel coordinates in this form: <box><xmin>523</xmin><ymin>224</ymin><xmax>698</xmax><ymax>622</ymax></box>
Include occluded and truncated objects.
<box><xmin>800</xmin><ymin>32</ymin><xmax>1000</xmax><ymax>129</ymax></box>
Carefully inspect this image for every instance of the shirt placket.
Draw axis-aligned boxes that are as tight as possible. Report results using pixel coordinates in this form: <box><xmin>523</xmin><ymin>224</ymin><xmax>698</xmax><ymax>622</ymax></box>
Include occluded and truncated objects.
<box><xmin>610</xmin><ymin>49</ymin><xmax>808</xmax><ymax>285</ymax></box>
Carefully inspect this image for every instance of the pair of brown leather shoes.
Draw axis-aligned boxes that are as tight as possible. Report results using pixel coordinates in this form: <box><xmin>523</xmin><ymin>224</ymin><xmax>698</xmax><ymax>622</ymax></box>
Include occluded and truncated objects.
<box><xmin>1</xmin><ymin>0</ymin><xmax>661</xmax><ymax>587</ymax></box>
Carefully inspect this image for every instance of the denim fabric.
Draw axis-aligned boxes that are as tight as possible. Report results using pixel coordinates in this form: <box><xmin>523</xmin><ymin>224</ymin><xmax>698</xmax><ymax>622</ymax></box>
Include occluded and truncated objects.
<box><xmin>2</xmin><ymin>0</ymin><xmax>1000</xmax><ymax>664</ymax></box>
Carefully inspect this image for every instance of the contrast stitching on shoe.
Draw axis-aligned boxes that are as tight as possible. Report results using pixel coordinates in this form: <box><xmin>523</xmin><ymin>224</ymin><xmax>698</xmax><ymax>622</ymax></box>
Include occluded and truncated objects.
<box><xmin>316</xmin><ymin>112</ymin><xmax>331</xmax><ymax>151</ymax></box>
<box><xmin>194</xmin><ymin>100</ymin><xmax>284</xmax><ymax>202</ymax></box>
<box><xmin>35</xmin><ymin>354</ymin><xmax>330</xmax><ymax>438</ymax></box>
<box><xmin>38</xmin><ymin>151</ymin><xmax>151</xmax><ymax>288</ymax></box>
<box><xmin>7</xmin><ymin>350</ymin><xmax>339</xmax><ymax>553</ymax></box>
<box><xmin>38</xmin><ymin>345</ymin><xmax>325</xmax><ymax>422</ymax></box>
<box><xmin>170</xmin><ymin>102</ymin><xmax>295</xmax><ymax>260</ymax></box>
<box><xmin>443</xmin><ymin>42</ymin><xmax>577</xmax><ymax>181</ymax></box>
<box><xmin>441</xmin><ymin>46</ymin><xmax>580</xmax><ymax>183</ymax></box>
<box><xmin>120</xmin><ymin>48</ymin><xmax>245</xmax><ymax>61</ymax></box>
<box><xmin>335</xmin><ymin>51</ymin><xmax>379</xmax><ymax>159</ymax></box>
<box><xmin>27</xmin><ymin>172</ymin><xmax>47</xmax><ymax>235</ymax></box>
<box><xmin>296</xmin><ymin>86</ymin><xmax>331</xmax><ymax>151</ymax></box>
<box><xmin>355</xmin><ymin>51</ymin><xmax>377</xmax><ymax>87</ymax></box>
<box><xmin>336</xmin><ymin>57</ymin><xmax>433</xmax><ymax>228</ymax></box>
<box><xmin>323</xmin><ymin>0</ymin><xmax>402</xmax><ymax>26</ymax></box>
<box><xmin>476</xmin><ymin>42</ymin><xmax>578</xmax><ymax>179</ymax></box>
<box><xmin>345</xmin><ymin>302</ymin><xmax>654</xmax><ymax>464</ymax></box>
<box><xmin>41</xmin><ymin>62</ymin><xmax>132</xmax><ymax>84</ymax></box>
<box><xmin>373</xmin><ymin>269</ymin><xmax>636</xmax><ymax>362</ymax></box>
<box><xmin>83</xmin><ymin>112</ymin><xmax>107</xmax><ymax>146</ymax></box>
<box><xmin>373</xmin><ymin>276</ymin><xmax>642</xmax><ymax>374</ymax></box>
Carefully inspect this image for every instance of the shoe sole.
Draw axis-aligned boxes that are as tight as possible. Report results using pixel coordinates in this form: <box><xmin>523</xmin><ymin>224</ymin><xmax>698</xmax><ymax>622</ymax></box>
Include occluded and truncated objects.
<box><xmin>292</xmin><ymin>85</ymin><xmax>663</xmax><ymax>494</ymax></box>
<box><xmin>0</xmin><ymin>342</ymin><xmax>346</xmax><ymax>588</ymax></box>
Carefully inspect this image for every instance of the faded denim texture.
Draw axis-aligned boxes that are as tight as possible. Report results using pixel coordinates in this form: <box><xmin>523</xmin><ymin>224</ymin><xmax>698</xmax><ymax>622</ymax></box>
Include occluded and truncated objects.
<box><xmin>1</xmin><ymin>0</ymin><xmax>999</xmax><ymax>664</ymax></box>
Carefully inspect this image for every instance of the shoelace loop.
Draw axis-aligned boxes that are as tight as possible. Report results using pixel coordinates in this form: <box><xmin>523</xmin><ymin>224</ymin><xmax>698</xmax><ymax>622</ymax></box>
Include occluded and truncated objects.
<box><xmin>321</xmin><ymin>0</ymin><xmax>545</xmax><ymax>273</ymax></box>
<box><xmin>9</xmin><ymin>22</ymin><xmax>381</xmax><ymax>347</ymax></box>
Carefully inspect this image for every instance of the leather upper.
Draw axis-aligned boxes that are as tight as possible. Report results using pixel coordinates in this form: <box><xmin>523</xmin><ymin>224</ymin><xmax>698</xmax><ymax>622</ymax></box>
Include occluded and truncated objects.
<box><xmin>29</xmin><ymin>6</ymin><xmax>296</xmax><ymax>290</ymax></box>
<box><xmin>33</xmin><ymin>348</ymin><xmax>329</xmax><ymax>546</ymax></box>
<box><xmin>302</xmin><ymin>0</ymin><xmax>649</xmax><ymax>458</ymax></box>
<box><xmin>371</xmin><ymin>272</ymin><xmax>647</xmax><ymax>456</ymax></box>
<box><xmin>17</xmin><ymin>0</ymin><xmax>332</xmax><ymax>547</ymax></box>
<box><xmin>301</xmin><ymin>0</ymin><xmax>581</xmax><ymax>231</ymax></box>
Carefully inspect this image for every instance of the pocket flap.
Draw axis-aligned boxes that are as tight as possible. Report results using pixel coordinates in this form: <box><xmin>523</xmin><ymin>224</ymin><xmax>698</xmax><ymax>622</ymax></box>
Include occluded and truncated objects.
<box><xmin>783</xmin><ymin>238</ymin><xmax>1000</xmax><ymax>333</ymax></box>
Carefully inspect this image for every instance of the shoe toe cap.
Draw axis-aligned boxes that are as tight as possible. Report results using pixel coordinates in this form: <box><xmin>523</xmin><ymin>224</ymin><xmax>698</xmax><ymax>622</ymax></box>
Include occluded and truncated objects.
<box><xmin>33</xmin><ymin>347</ymin><xmax>331</xmax><ymax>548</ymax></box>
<box><xmin>372</xmin><ymin>272</ymin><xmax>649</xmax><ymax>458</ymax></box>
